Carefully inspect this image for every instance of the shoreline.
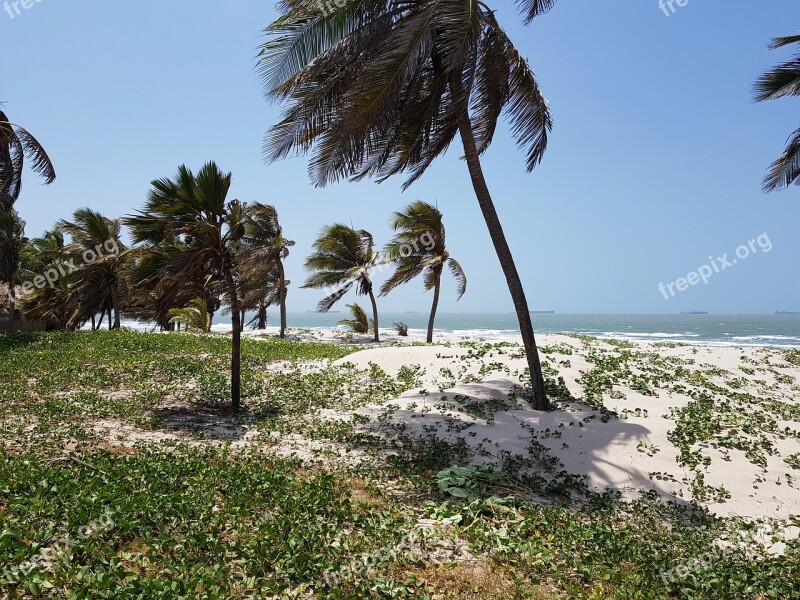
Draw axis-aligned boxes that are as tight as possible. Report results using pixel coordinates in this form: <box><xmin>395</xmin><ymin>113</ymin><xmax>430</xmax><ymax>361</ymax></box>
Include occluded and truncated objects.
<box><xmin>220</xmin><ymin>324</ymin><xmax>800</xmax><ymax>349</ymax></box>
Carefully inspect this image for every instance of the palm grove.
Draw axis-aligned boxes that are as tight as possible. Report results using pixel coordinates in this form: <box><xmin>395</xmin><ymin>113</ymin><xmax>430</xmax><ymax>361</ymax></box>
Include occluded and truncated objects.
<box><xmin>3</xmin><ymin>2</ymin><xmax>796</xmax><ymax>410</ymax></box>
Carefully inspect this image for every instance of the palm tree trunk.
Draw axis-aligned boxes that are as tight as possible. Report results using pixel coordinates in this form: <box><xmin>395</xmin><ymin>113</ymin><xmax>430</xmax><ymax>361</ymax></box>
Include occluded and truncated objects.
<box><xmin>223</xmin><ymin>265</ymin><xmax>242</xmax><ymax>410</ymax></box>
<box><xmin>278</xmin><ymin>260</ymin><xmax>287</xmax><ymax>338</ymax></box>
<box><xmin>91</xmin><ymin>314</ymin><xmax>96</xmax><ymax>331</ymax></box>
<box><xmin>456</xmin><ymin>113</ymin><xmax>549</xmax><ymax>411</ymax></box>
<box><xmin>257</xmin><ymin>301</ymin><xmax>267</xmax><ymax>330</ymax></box>
<box><xmin>427</xmin><ymin>273</ymin><xmax>441</xmax><ymax>344</ymax></box>
<box><xmin>110</xmin><ymin>286</ymin><xmax>121</xmax><ymax>330</ymax></box>
<box><xmin>368</xmin><ymin>287</ymin><xmax>380</xmax><ymax>343</ymax></box>
<box><xmin>6</xmin><ymin>273</ymin><xmax>16</xmax><ymax>332</ymax></box>
<box><xmin>107</xmin><ymin>304</ymin><xmax>112</xmax><ymax>331</ymax></box>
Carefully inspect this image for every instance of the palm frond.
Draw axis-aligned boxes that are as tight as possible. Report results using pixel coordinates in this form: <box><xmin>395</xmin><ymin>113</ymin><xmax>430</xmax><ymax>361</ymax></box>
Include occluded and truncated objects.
<box><xmin>337</xmin><ymin>302</ymin><xmax>370</xmax><ymax>333</ymax></box>
<box><xmin>763</xmin><ymin>126</ymin><xmax>800</xmax><ymax>192</ymax></box>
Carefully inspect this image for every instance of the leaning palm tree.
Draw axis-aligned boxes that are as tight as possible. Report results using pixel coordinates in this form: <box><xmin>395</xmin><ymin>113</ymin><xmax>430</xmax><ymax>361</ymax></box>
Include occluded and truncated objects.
<box><xmin>258</xmin><ymin>0</ymin><xmax>555</xmax><ymax>409</ymax></box>
<box><xmin>240</xmin><ymin>203</ymin><xmax>295</xmax><ymax>337</ymax></box>
<box><xmin>381</xmin><ymin>201</ymin><xmax>466</xmax><ymax>343</ymax></box>
<box><xmin>0</xmin><ymin>109</ymin><xmax>56</xmax><ymax>209</ymax></box>
<box><xmin>57</xmin><ymin>208</ymin><xmax>126</xmax><ymax>329</ymax></box>
<box><xmin>303</xmin><ymin>224</ymin><xmax>381</xmax><ymax>342</ymax></box>
<box><xmin>755</xmin><ymin>35</ymin><xmax>800</xmax><ymax>192</ymax></box>
<box><xmin>125</xmin><ymin>162</ymin><xmax>247</xmax><ymax>409</ymax></box>
<box><xmin>338</xmin><ymin>303</ymin><xmax>372</xmax><ymax>334</ymax></box>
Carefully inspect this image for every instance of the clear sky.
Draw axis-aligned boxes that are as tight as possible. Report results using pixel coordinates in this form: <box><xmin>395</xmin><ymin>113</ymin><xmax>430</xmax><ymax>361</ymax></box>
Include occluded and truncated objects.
<box><xmin>3</xmin><ymin>0</ymin><xmax>799</xmax><ymax>314</ymax></box>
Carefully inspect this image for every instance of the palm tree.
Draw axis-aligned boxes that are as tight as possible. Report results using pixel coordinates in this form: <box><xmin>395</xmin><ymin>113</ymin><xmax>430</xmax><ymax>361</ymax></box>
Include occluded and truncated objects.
<box><xmin>381</xmin><ymin>201</ymin><xmax>466</xmax><ymax>343</ymax></box>
<box><xmin>169</xmin><ymin>298</ymin><xmax>213</xmax><ymax>333</ymax></box>
<box><xmin>303</xmin><ymin>224</ymin><xmax>381</xmax><ymax>342</ymax></box>
<box><xmin>57</xmin><ymin>208</ymin><xmax>126</xmax><ymax>330</ymax></box>
<box><xmin>236</xmin><ymin>264</ymin><xmax>283</xmax><ymax>330</ymax></box>
<box><xmin>258</xmin><ymin>0</ymin><xmax>555</xmax><ymax>409</ymax></box>
<box><xmin>18</xmin><ymin>229</ymin><xmax>78</xmax><ymax>330</ymax></box>
<box><xmin>755</xmin><ymin>35</ymin><xmax>800</xmax><ymax>192</ymax></box>
<box><xmin>0</xmin><ymin>109</ymin><xmax>56</xmax><ymax>209</ymax></box>
<box><xmin>20</xmin><ymin>272</ymin><xmax>80</xmax><ymax>331</ymax></box>
<box><xmin>338</xmin><ymin>303</ymin><xmax>372</xmax><ymax>334</ymax></box>
<box><xmin>0</xmin><ymin>209</ymin><xmax>26</xmax><ymax>330</ymax></box>
<box><xmin>240</xmin><ymin>203</ymin><xmax>294</xmax><ymax>337</ymax></box>
<box><xmin>125</xmin><ymin>162</ymin><xmax>247</xmax><ymax>409</ymax></box>
<box><xmin>124</xmin><ymin>247</ymin><xmax>223</xmax><ymax>331</ymax></box>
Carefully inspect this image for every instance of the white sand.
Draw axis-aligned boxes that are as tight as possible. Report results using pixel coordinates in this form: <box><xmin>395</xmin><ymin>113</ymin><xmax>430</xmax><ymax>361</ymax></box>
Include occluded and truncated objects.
<box><xmin>329</xmin><ymin>333</ymin><xmax>800</xmax><ymax>526</ymax></box>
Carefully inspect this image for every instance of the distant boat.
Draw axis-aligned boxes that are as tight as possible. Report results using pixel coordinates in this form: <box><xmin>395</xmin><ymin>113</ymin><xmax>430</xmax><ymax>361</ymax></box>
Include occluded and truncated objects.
<box><xmin>775</xmin><ymin>311</ymin><xmax>800</xmax><ymax>315</ymax></box>
<box><xmin>681</xmin><ymin>311</ymin><xmax>708</xmax><ymax>315</ymax></box>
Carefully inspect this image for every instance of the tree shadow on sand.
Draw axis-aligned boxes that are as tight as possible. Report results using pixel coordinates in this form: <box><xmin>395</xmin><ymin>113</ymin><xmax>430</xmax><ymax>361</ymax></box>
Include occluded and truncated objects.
<box><xmin>367</xmin><ymin>378</ymin><xmax>695</xmax><ymax>509</ymax></box>
<box><xmin>150</xmin><ymin>399</ymin><xmax>282</xmax><ymax>441</ymax></box>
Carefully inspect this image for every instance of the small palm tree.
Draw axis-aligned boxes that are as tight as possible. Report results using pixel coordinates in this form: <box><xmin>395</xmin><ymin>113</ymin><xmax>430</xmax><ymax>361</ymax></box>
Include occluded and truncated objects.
<box><xmin>240</xmin><ymin>203</ymin><xmax>294</xmax><ymax>337</ymax></box>
<box><xmin>338</xmin><ymin>303</ymin><xmax>372</xmax><ymax>334</ymax></box>
<box><xmin>394</xmin><ymin>322</ymin><xmax>409</xmax><ymax>337</ymax></box>
<box><xmin>303</xmin><ymin>224</ymin><xmax>381</xmax><ymax>342</ymax></box>
<box><xmin>0</xmin><ymin>109</ymin><xmax>56</xmax><ymax>208</ymax></box>
<box><xmin>258</xmin><ymin>0</ymin><xmax>556</xmax><ymax>409</ymax></box>
<box><xmin>57</xmin><ymin>208</ymin><xmax>126</xmax><ymax>329</ymax></box>
<box><xmin>169</xmin><ymin>298</ymin><xmax>213</xmax><ymax>333</ymax></box>
<box><xmin>755</xmin><ymin>35</ymin><xmax>800</xmax><ymax>192</ymax></box>
<box><xmin>381</xmin><ymin>201</ymin><xmax>466</xmax><ymax>343</ymax></box>
<box><xmin>125</xmin><ymin>162</ymin><xmax>247</xmax><ymax>409</ymax></box>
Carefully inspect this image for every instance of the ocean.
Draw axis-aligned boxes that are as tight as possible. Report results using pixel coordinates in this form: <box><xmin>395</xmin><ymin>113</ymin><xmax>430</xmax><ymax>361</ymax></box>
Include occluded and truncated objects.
<box><xmin>224</xmin><ymin>312</ymin><xmax>800</xmax><ymax>348</ymax></box>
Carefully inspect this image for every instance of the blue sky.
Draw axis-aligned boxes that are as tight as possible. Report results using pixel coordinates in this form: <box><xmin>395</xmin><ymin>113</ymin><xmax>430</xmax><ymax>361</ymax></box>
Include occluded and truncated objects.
<box><xmin>2</xmin><ymin>0</ymin><xmax>798</xmax><ymax>314</ymax></box>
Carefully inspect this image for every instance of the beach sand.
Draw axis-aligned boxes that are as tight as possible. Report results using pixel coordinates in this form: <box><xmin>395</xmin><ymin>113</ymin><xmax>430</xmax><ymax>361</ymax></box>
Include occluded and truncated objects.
<box><xmin>239</xmin><ymin>327</ymin><xmax>800</xmax><ymax>527</ymax></box>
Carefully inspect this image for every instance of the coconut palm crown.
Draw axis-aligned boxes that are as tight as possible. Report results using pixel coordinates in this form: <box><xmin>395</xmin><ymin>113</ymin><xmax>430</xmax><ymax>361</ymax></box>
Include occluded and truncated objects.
<box><xmin>0</xmin><ymin>109</ymin><xmax>56</xmax><ymax>209</ymax></box>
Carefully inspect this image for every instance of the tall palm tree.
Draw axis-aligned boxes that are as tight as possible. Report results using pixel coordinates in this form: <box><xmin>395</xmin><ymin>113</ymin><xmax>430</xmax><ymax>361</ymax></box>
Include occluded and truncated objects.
<box><xmin>381</xmin><ymin>201</ymin><xmax>465</xmax><ymax>343</ymax></box>
<box><xmin>755</xmin><ymin>35</ymin><xmax>800</xmax><ymax>192</ymax></box>
<box><xmin>0</xmin><ymin>209</ymin><xmax>26</xmax><ymax>330</ymax></box>
<box><xmin>303</xmin><ymin>224</ymin><xmax>381</xmax><ymax>342</ymax></box>
<box><xmin>57</xmin><ymin>208</ymin><xmax>126</xmax><ymax>329</ymax></box>
<box><xmin>258</xmin><ymin>0</ymin><xmax>555</xmax><ymax>409</ymax></box>
<box><xmin>0</xmin><ymin>109</ymin><xmax>56</xmax><ymax>209</ymax></box>
<box><xmin>240</xmin><ymin>203</ymin><xmax>295</xmax><ymax>337</ymax></box>
<box><xmin>125</xmin><ymin>162</ymin><xmax>247</xmax><ymax>409</ymax></box>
